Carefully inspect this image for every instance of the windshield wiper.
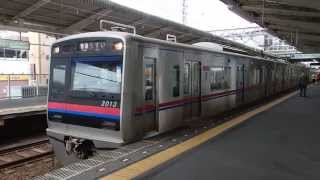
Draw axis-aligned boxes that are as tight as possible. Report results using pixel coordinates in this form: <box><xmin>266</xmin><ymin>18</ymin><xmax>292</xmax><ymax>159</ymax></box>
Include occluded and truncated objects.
<box><xmin>87</xmin><ymin>91</ymin><xmax>97</xmax><ymax>98</ymax></box>
<box><xmin>75</xmin><ymin>71</ymin><xmax>120</xmax><ymax>84</ymax></box>
<box><xmin>72</xmin><ymin>88</ymin><xmax>98</xmax><ymax>98</ymax></box>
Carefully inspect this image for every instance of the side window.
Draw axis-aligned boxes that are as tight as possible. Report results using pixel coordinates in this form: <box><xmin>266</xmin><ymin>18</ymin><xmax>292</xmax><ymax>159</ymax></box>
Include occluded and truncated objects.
<box><xmin>209</xmin><ymin>66</ymin><xmax>224</xmax><ymax>91</ymax></box>
<box><xmin>224</xmin><ymin>66</ymin><xmax>231</xmax><ymax>89</ymax></box>
<box><xmin>261</xmin><ymin>67</ymin><xmax>265</xmax><ymax>84</ymax></box>
<box><xmin>209</xmin><ymin>70</ymin><xmax>215</xmax><ymax>91</ymax></box>
<box><xmin>172</xmin><ymin>65</ymin><xmax>180</xmax><ymax>97</ymax></box>
<box><xmin>256</xmin><ymin>68</ymin><xmax>260</xmax><ymax>85</ymax></box>
<box><xmin>144</xmin><ymin>63</ymin><xmax>154</xmax><ymax>101</ymax></box>
<box><xmin>183</xmin><ymin>63</ymin><xmax>191</xmax><ymax>95</ymax></box>
<box><xmin>253</xmin><ymin>68</ymin><xmax>263</xmax><ymax>85</ymax></box>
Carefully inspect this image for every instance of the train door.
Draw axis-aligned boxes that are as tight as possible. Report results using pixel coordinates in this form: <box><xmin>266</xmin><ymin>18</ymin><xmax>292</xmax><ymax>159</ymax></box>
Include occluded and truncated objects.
<box><xmin>183</xmin><ymin>61</ymin><xmax>201</xmax><ymax>119</ymax></box>
<box><xmin>191</xmin><ymin>61</ymin><xmax>201</xmax><ymax>117</ymax></box>
<box><xmin>143</xmin><ymin>57</ymin><xmax>157</xmax><ymax>132</ymax></box>
<box><xmin>236</xmin><ymin>64</ymin><xmax>245</xmax><ymax>103</ymax></box>
<box><xmin>265</xmin><ymin>64</ymin><xmax>272</xmax><ymax>96</ymax></box>
<box><xmin>183</xmin><ymin>62</ymin><xmax>192</xmax><ymax>119</ymax></box>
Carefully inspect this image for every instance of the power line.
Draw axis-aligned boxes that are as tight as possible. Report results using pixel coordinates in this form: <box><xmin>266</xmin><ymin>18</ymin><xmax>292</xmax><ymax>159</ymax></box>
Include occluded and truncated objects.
<box><xmin>182</xmin><ymin>0</ymin><xmax>188</xmax><ymax>25</ymax></box>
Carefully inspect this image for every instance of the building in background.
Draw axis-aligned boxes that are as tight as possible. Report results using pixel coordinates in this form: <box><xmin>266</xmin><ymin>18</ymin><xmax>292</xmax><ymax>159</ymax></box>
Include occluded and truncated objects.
<box><xmin>28</xmin><ymin>32</ymin><xmax>56</xmax><ymax>85</ymax></box>
<box><xmin>28</xmin><ymin>32</ymin><xmax>56</xmax><ymax>76</ymax></box>
<box><xmin>0</xmin><ymin>30</ymin><xmax>55</xmax><ymax>98</ymax></box>
<box><xmin>0</xmin><ymin>31</ymin><xmax>30</xmax><ymax>74</ymax></box>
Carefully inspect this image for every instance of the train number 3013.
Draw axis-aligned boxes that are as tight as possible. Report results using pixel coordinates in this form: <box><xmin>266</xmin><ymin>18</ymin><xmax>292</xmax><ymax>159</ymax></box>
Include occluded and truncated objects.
<box><xmin>101</xmin><ymin>100</ymin><xmax>118</xmax><ymax>108</ymax></box>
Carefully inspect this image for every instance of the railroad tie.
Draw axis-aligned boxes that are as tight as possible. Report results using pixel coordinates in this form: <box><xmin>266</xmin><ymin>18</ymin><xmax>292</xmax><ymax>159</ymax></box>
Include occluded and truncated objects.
<box><xmin>0</xmin><ymin>156</ymin><xmax>13</xmax><ymax>163</ymax></box>
<box><xmin>16</xmin><ymin>151</ymin><xmax>33</xmax><ymax>158</ymax></box>
<box><xmin>32</xmin><ymin>148</ymin><xmax>47</xmax><ymax>153</ymax></box>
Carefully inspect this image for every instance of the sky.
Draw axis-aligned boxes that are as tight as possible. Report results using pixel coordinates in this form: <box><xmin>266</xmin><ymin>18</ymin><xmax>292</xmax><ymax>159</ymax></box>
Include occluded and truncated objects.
<box><xmin>111</xmin><ymin>0</ymin><xmax>256</xmax><ymax>31</ymax></box>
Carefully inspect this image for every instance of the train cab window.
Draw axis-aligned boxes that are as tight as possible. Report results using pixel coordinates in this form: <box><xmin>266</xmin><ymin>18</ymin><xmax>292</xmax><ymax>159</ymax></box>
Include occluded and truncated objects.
<box><xmin>71</xmin><ymin>60</ymin><xmax>122</xmax><ymax>94</ymax></box>
<box><xmin>52</xmin><ymin>44</ymin><xmax>74</xmax><ymax>55</ymax></box>
<box><xmin>61</xmin><ymin>44</ymin><xmax>74</xmax><ymax>53</ymax></box>
<box><xmin>172</xmin><ymin>65</ymin><xmax>180</xmax><ymax>97</ymax></box>
<box><xmin>144</xmin><ymin>63</ymin><xmax>154</xmax><ymax>101</ymax></box>
<box><xmin>52</xmin><ymin>64</ymin><xmax>66</xmax><ymax>96</ymax></box>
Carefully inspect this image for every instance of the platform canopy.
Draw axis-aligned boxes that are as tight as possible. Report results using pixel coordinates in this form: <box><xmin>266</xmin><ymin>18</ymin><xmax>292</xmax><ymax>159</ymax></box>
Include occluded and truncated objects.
<box><xmin>0</xmin><ymin>0</ymin><xmax>277</xmax><ymax>58</ymax></box>
<box><xmin>221</xmin><ymin>0</ymin><xmax>320</xmax><ymax>53</ymax></box>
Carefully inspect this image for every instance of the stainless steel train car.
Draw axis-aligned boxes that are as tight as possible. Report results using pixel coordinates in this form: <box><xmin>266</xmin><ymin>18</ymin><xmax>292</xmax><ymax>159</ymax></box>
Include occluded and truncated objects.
<box><xmin>47</xmin><ymin>31</ymin><xmax>307</xmax><ymax>163</ymax></box>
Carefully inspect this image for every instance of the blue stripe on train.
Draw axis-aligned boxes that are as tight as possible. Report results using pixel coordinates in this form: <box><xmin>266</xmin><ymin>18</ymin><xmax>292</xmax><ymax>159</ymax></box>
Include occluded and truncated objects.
<box><xmin>48</xmin><ymin>109</ymin><xmax>120</xmax><ymax>122</ymax></box>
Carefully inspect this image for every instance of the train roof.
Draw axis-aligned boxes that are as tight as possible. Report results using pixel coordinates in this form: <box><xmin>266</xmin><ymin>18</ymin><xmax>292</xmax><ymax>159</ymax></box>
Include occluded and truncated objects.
<box><xmin>54</xmin><ymin>31</ymin><xmax>297</xmax><ymax>66</ymax></box>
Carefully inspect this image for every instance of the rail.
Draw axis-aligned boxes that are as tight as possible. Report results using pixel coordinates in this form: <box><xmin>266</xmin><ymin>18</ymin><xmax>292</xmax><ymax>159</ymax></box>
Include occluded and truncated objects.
<box><xmin>0</xmin><ymin>139</ymin><xmax>52</xmax><ymax>169</ymax></box>
<box><xmin>0</xmin><ymin>74</ymin><xmax>48</xmax><ymax>100</ymax></box>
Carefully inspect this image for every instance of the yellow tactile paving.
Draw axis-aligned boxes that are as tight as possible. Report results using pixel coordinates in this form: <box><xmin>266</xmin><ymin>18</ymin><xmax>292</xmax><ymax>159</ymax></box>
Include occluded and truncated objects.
<box><xmin>111</xmin><ymin>167</ymin><xmax>143</xmax><ymax>178</ymax></box>
<box><xmin>101</xmin><ymin>91</ymin><xmax>297</xmax><ymax>180</ymax></box>
<box><xmin>103</xmin><ymin>175</ymin><xmax>128</xmax><ymax>180</ymax></box>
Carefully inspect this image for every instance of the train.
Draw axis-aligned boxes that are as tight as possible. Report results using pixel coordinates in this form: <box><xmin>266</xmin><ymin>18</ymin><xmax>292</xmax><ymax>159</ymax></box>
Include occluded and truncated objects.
<box><xmin>47</xmin><ymin>31</ymin><xmax>308</xmax><ymax>163</ymax></box>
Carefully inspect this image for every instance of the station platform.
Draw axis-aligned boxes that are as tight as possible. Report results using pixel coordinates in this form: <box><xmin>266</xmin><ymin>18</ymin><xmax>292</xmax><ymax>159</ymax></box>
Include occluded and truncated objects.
<box><xmin>36</xmin><ymin>85</ymin><xmax>320</xmax><ymax>180</ymax></box>
<box><xmin>131</xmin><ymin>86</ymin><xmax>320</xmax><ymax>180</ymax></box>
<box><xmin>0</xmin><ymin>96</ymin><xmax>47</xmax><ymax>122</ymax></box>
<box><xmin>0</xmin><ymin>96</ymin><xmax>47</xmax><ymax>141</ymax></box>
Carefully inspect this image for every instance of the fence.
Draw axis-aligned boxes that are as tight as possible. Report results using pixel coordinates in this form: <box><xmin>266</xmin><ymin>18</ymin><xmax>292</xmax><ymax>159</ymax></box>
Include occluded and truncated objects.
<box><xmin>0</xmin><ymin>74</ymin><xmax>48</xmax><ymax>99</ymax></box>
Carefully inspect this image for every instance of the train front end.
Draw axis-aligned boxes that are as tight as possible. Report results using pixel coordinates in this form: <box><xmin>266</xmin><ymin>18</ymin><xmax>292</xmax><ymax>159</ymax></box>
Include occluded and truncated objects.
<box><xmin>47</xmin><ymin>33</ymin><xmax>126</xmax><ymax>163</ymax></box>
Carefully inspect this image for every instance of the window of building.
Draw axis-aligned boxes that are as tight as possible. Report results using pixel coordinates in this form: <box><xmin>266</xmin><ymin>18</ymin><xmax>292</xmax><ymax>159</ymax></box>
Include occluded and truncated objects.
<box><xmin>17</xmin><ymin>50</ymin><xmax>22</xmax><ymax>58</ymax></box>
<box><xmin>0</xmin><ymin>48</ymin><xmax>4</xmax><ymax>57</ymax></box>
<box><xmin>23</xmin><ymin>51</ymin><xmax>28</xmax><ymax>59</ymax></box>
<box><xmin>17</xmin><ymin>50</ymin><xmax>28</xmax><ymax>59</ymax></box>
<box><xmin>5</xmin><ymin>49</ymin><xmax>16</xmax><ymax>58</ymax></box>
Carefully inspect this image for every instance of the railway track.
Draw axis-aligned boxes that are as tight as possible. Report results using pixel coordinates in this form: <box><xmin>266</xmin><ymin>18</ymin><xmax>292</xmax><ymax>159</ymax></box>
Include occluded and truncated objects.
<box><xmin>0</xmin><ymin>139</ymin><xmax>53</xmax><ymax>169</ymax></box>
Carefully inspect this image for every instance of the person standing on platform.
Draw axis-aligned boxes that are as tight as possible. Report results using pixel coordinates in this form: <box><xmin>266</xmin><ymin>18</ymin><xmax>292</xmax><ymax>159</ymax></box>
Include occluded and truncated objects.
<box><xmin>298</xmin><ymin>75</ymin><xmax>307</xmax><ymax>97</ymax></box>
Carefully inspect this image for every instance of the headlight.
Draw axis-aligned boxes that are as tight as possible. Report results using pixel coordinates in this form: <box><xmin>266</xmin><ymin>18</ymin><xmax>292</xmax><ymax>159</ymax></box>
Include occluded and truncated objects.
<box><xmin>53</xmin><ymin>46</ymin><xmax>60</xmax><ymax>54</ymax></box>
<box><xmin>112</xmin><ymin>42</ymin><xmax>123</xmax><ymax>51</ymax></box>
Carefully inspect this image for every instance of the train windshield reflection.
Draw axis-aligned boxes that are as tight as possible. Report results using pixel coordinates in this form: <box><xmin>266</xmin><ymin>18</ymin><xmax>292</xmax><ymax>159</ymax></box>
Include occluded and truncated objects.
<box><xmin>71</xmin><ymin>60</ymin><xmax>122</xmax><ymax>94</ymax></box>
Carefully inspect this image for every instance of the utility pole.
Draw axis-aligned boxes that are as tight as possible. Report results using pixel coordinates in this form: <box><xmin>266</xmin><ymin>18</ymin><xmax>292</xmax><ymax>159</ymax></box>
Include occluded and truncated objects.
<box><xmin>182</xmin><ymin>0</ymin><xmax>188</xmax><ymax>25</ymax></box>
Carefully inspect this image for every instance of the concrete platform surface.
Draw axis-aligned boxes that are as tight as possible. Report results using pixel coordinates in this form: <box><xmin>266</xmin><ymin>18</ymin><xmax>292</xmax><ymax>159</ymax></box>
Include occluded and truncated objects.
<box><xmin>0</xmin><ymin>96</ymin><xmax>47</xmax><ymax>116</ymax></box>
<box><xmin>137</xmin><ymin>86</ymin><xmax>320</xmax><ymax>180</ymax></box>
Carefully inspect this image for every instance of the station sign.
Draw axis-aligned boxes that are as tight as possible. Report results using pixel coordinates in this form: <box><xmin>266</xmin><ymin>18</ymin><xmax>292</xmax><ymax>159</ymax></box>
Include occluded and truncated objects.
<box><xmin>0</xmin><ymin>39</ymin><xmax>30</xmax><ymax>50</ymax></box>
<box><xmin>0</xmin><ymin>74</ymin><xmax>29</xmax><ymax>81</ymax></box>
